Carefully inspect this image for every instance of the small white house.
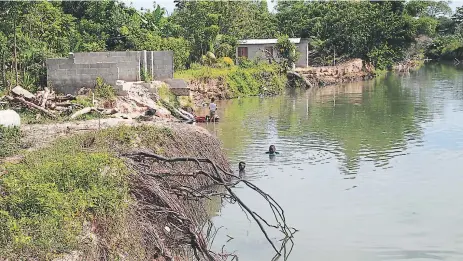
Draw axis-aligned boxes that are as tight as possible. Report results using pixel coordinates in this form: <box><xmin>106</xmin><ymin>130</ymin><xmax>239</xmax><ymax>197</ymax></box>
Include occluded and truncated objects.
<box><xmin>236</xmin><ymin>38</ymin><xmax>309</xmax><ymax>68</ymax></box>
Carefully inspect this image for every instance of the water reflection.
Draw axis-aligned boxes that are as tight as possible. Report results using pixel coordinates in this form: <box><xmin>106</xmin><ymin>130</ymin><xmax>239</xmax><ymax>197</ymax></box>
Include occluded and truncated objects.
<box><xmin>201</xmin><ymin>71</ymin><xmax>431</xmax><ymax>176</ymax></box>
<box><xmin>199</xmin><ymin>64</ymin><xmax>463</xmax><ymax>261</ymax></box>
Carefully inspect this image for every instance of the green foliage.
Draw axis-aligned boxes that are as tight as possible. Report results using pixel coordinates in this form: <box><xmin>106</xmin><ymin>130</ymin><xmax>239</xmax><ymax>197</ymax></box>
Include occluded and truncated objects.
<box><xmin>175</xmin><ymin>63</ymin><xmax>286</xmax><ymax>98</ymax></box>
<box><xmin>157</xmin><ymin>83</ymin><xmax>180</xmax><ymax>109</ymax></box>
<box><xmin>368</xmin><ymin>43</ymin><xmax>399</xmax><ymax>70</ymax></box>
<box><xmin>0</xmin><ymin>139</ymin><xmax>129</xmax><ymax>259</ymax></box>
<box><xmin>141</xmin><ymin>68</ymin><xmax>152</xmax><ymax>83</ymax></box>
<box><xmin>0</xmin><ymin>124</ymin><xmax>182</xmax><ymax>259</ymax></box>
<box><xmin>276</xmin><ymin>1</ymin><xmax>416</xmax><ymax>68</ymax></box>
<box><xmin>0</xmin><ymin>127</ymin><xmax>21</xmax><ymax>157</ymax></box>
<box><xmin>414</xmin><ymin>16</ymin><xmax>439</xmax><ymax>36</ymax></box>
<box><xmin>94</xmin><ymin>77</ymin><xmax>116</xmax><ymax>100</ymax></box>
<box><xmin>425</xmin><ymin>34</ymin><xmax>463</xmax><ymax>59</ymax></box>
<box><xmin>227</xmin><ymin>63</ymin><xmax>286</xmax><ymax>97</ymax></box>
<box><xmin>160</xmin><ymin>37</ymin><xmax>190</xmax><ymax>70</ymax></box>
<box><xmin>237</xmin><ymin>57</ymin><xmax>254</xmax><ymax>69</ymax></box>
<box><xmin>275</xmin><ymin>34</ymin><xmax>300</xmax><ymax>71</ymax></box>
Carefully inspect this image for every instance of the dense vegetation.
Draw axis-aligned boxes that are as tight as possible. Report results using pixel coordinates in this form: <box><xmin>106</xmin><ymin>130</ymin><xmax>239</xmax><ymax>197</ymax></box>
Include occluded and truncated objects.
<box><xmin>0</xmin><ymin>125</ymin><xmax>197</xmax><ymax>260</ymax></box>
<box><xmin>0</xmin><ymin>0</ymin><xmax>462</xmax><ymax>93</ymax></box>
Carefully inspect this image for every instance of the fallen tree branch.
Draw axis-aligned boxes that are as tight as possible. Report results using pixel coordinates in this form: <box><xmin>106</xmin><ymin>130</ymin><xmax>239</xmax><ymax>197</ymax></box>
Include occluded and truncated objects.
<box><xmin>70</xmin><ymin>107</ymin><xmax>95</xmax><ymax>119</ymax></box>
<box><xmin>5</xmin><ymin>95</ymin><xmax>57</xmax><ymax>119</ymax></box>
<box><xmin>41</xmin><ymin>87</ymin><xmax>50</xmax><ymax>108</ymax></box>
<box><xmin>287</xmin><ymin>71</ymin><xmax>314</xmax><ymax>88</ymax></box>
<box><xmin>123</xmin><ymin>150</ymin><xmax>296</xmax><ymax>260</ymax></box>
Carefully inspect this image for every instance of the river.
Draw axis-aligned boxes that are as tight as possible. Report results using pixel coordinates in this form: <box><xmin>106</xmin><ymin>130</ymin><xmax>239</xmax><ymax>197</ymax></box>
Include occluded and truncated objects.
<box><xmin>199</xmin><ymin>63</ymin><xmax>463</xmax><ymax>261</ymax></box>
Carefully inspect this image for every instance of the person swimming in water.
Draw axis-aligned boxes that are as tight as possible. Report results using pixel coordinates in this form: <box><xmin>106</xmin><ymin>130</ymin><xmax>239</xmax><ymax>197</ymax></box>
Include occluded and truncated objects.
<box><xmin>238</xmin><ymin>161</ymin><xmax>246</xmax><ymax>176</ymax></box>
<box><xmin>265</xmin><ymin>145</ymin><xmax>279</xmax><ymax>155</ymax></box>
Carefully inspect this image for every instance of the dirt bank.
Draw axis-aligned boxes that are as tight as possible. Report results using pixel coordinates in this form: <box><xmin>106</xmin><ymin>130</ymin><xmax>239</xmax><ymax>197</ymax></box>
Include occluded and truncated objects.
<box><xmin>183</xmin><ymin>59</ymin><xmax>375</xmax><ymax>106</ymax></box>
<box><xmin>0</xmin><ymin>121</ymin><xmax>293</xmax><ymax>261</ymax></box>
<box><xmin>290</xmin><ymin>59</ymin><xmax>375</xmax><ymax>88</ymax></box>
<box><xmin>188</xmin><ymin>78</ymin><xmax>230</xmax><ymax>106</ymax></box>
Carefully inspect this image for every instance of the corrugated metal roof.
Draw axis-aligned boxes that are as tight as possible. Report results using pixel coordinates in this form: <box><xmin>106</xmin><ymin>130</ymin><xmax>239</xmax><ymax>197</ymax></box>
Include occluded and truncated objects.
<box><xmin>238</xmin><ymin>38</ymin><xmax>301</xmax><ymax>45</ymax></box>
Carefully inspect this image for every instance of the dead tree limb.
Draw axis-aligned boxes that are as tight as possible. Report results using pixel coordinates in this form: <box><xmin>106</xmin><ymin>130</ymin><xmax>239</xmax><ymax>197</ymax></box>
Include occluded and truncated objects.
<box><xmin>41</xmin><ymin>87</ymin><xmax>50</xmax><ymax>108</ymax></box>
<box><xmin>5</xmin><ymin>95</ymin><xmax>57</xmax><ymax>118</ymax></box>
<box><xmin>123</xmin><ymin>150</ymin><xmax>296</xmax><ymax>260</ymax></box>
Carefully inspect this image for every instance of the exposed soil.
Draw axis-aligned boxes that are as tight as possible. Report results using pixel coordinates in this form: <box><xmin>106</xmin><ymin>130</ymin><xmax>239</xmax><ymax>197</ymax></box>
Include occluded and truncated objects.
<box><xmin>187</xmin><ymin>78</ymin><xmax>230</xmax><ymax>106</ymax></box>
<box><xmin>292</xmin><ymin>59</ymin><xmax>376</xmax><ymax>88</ymax></box>
<box><xmin>185</xmin><ymin>59</ymin><xmax>376</xmax><ymax>107</ymax></box>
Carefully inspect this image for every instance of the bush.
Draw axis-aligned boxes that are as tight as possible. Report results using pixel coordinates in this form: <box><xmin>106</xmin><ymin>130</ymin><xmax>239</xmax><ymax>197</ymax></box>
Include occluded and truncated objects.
<box><xmin>94</xmin><ymin>77</ymin><xmax>116</xmax><ymax>100</ymax></box>
<box><xmin>160</xmin><ymin>37</ymin><xmax>190</xmax><ymax>71</ymax></box>
<box><xmin>0</xmin><ymin>127</ymin><xmax>21</xmax><ymax>157</ymax></box>
<box><xmin>425</xmin><ymin>35</ymin><xmax>463</xmax><ymax>60</ymax></box>
<box><xmin>367</xmin><ymin>43</ymin><xmax>399</xmax><ymax>70</ymax></box>
<box><xmin>215</xmin><ymin>43</ymin><xmax>234</xmax><ymax>58</ymax></box>
<box><xmin>237</xmin><ymin>57</ymin><xmax>254</xmax><ymax>68</ymax></box>
<box><xmin>0</xmin><ymin>130</ymin><xmax>130</xmax><ymax>259</ymax></box>
<box><xmin>219</xmin><ymin>57</ymin><xmax>234</xmax><ymax>67</ymax></box>
<box><xmin>275</xmin><ymin>34</ymin><xmax>300</xmax><ymax>72</ymax></box>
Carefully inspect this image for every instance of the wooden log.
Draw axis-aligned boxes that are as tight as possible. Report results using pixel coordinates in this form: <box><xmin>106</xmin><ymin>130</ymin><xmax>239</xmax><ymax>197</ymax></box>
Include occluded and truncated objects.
<box><xmin>41</xmin><ymin>87</ymin><xmax>50</xmax><ymax>108</ymax></box>
<box><xmin>5</xmin><ymin>95</ymin><xmax>57</xmax><ymax>118</ymax></box>
<box><xmin>287</xmin><ymin>71</ymin><xmax>314</xmax><ymax>88</ymax></box>
<box><xmin>54</xmin><ymin>102</ymin><xmax>74</xmax><ymax>107</ymax></box>
<box><xmin>178</xmin><ymin>108</ymin><xmax>195</xmax><ymax>121</ymax></box>
<box><xmin>97</xmin><ymin>108</ymin><xmax>119</xmax><ymax>115</ymax></box>
<box><xmin>54</xmin><ymin>94</ymin><xmax>76</xmax><ymax>102</ymax></box>
<box><xmin>70</xmin><ymin>107</ymin><xmax>95</xmax><ymax>119</ymax></box>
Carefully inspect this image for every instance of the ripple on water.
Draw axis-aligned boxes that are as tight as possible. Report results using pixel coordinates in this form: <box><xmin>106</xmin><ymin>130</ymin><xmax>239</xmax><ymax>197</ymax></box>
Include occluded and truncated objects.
<box><xmin>211</xmin><ymin>65</ymin><xmax>463</xmax><ymax>261</ymax></box>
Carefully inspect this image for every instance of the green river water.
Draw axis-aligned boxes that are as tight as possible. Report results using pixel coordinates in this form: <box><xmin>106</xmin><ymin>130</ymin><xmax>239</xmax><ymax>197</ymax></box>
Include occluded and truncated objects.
<box><xmin>199</xmin><ymin>63</ymin><xmax>463</xmax><ymax>261</ymax></box>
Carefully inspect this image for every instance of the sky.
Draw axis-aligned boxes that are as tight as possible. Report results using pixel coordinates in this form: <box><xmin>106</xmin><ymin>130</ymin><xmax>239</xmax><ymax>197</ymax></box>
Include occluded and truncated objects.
<box><xmin>123</xmin><ymin>0</ymin><xmax>277</xmax><ymax>14</ymax></box>
<box><xmin>123</xmin><ymin>0</ymin><xmax>463</xmax><ymax>15</ymax></box>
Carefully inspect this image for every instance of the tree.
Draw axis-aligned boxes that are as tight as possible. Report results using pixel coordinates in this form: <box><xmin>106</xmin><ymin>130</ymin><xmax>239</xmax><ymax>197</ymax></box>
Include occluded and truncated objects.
<box><xmin>452</xmin><ymin>6</ymin><xmax>463</xmax><ymax>24</ymax></box>
<box><xmin>275</xmin><ymin>34</ymin><xmax>299</xmax><ymax>72</ymax></box>
<box><xmin>405</xmin><ymin>0</ymin><xmax>451</xmax><ymax>18</ymax></box>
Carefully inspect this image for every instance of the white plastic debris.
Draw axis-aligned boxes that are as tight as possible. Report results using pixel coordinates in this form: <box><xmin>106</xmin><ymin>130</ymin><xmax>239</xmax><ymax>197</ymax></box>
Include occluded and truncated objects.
<box><xmin>0</xmin><ymin>109</ymin><xmax>21</xmax><ymax>128</ymax></box>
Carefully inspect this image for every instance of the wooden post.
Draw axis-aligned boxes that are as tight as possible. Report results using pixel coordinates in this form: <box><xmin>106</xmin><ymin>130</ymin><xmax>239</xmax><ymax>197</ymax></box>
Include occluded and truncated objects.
<box><xmin>1</xmin><ymin>51</ymin><xmax>5</xmax><ymax>89</ymax></box>
<box><xmin>13</xmin><ymin>18</ymin><xmax>18</xmax><ymax>88</ymax></box>
<box><xmin>333</xmin><ymin>46</ymin><xmax>336</xmax><ymax>66</ymax></box>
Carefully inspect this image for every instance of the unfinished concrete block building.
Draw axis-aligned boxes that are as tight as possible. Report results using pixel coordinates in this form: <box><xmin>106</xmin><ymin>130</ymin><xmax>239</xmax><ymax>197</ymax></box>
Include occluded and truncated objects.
<box><xmin>46</xmin><ymin>50</ymin><xmax>174</xmax><ymax>94</ymax></box>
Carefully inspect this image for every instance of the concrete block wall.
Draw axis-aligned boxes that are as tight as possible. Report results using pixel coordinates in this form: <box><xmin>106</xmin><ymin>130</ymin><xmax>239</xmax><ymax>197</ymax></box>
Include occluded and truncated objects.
<box><xmin>46</xmin><ymin>50</ymin><xmax>174</xmax><ymax>94</ymax></box>
<box><xmin>74</xmin><ymin>51</ymin><xmax>141</xmax><ymax>81</ymax></box>
<box><xmin>152</xmin><ymin>51</ymin><xmax>174</xmax><ymax>80</ymax></box>
<box><xmin>296</xmin><ymin>39</ymin><xmax>309</xmax><ymax>68</ymax></box>
<box><xmin>142</xmin><ymin>51</ymin><xmax>174</xmax><ymax>80</ymax></box>
<box><xmin>47</xmin><ymin>57</ymin><xmax>119</xmax><ymax>94</ymax></box>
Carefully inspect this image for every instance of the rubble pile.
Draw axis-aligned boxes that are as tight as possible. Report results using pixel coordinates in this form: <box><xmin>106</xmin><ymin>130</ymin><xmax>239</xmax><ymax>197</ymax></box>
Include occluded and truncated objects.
<box><xmin>0</xmin><ymin>83</ymin><xmax>196</xmax><ymax>123</ymax></box>
<box><xmin>1</xmin><ymin>86</ymin><xmax>83</xmax><ymax>119</ymax></box>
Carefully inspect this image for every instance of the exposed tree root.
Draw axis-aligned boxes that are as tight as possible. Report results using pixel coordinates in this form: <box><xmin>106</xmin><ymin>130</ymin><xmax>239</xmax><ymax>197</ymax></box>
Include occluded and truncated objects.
<box><xmin>123</xmin><ymin>150</ymin><xmax>296</xmax><ymax>261</ymax></box>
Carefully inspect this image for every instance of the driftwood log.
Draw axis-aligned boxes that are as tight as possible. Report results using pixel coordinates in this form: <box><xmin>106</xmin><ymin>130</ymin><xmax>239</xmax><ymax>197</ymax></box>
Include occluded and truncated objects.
<box><xmin>40</xmin><ymin>87</ymin><xmax>50</xmax><ymax>108</ymax></box>
<box><xmin>287</xmin><ymin>71</ymin><xmax>314</xmax><ymax>88</ymax></box>
<box><xmin>70</xmin><ymin>107</ymin><xmax>119</xmax><ymax>119</ymax></box>
<box><xmin>123</xmin><ymin>150</ymin><xmax>296</xmax><ymax>261</ymax></box>
<box><xmin>5</xmin><ymin>95</ymin><xmax>57</xmax><ymax>118</ymax></box>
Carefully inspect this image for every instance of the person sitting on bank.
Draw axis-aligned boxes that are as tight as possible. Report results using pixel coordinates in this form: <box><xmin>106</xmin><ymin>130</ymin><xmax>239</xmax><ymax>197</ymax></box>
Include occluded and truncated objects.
<box><xmin>209</xmin><ymin>98</ymin><xmax>217</xmax><ymax>121</ymax></box>
<box><xmin>265</xmin><ymin>145</ymin><xmax>279</xmax><ymax>155</ymax></box>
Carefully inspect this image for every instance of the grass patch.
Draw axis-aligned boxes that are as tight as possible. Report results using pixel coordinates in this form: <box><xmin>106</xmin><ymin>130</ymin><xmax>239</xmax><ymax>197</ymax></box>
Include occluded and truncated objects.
<box><xmin>0</xmin><ymin>127</ymin><xmax>21</xmax><ymax>158</ymax></box>
<box><xmin>175</xmin><ymin>63</ymin><xmax>287</xmax><ymax>98</ymax></box>
<box><xmin>0</xmin><ymin>125</ymin><xmax>176</xmax><ymax>260</ymax></box>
